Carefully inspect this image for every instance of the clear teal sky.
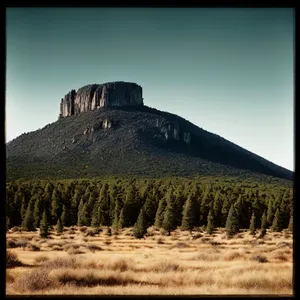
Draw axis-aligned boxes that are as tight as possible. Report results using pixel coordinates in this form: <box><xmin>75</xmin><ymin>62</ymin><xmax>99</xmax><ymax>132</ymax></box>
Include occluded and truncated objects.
<box><xmin>6</xmin><ymin>8</ymin><xmax>294</xmax><ymax>171</ymax></box>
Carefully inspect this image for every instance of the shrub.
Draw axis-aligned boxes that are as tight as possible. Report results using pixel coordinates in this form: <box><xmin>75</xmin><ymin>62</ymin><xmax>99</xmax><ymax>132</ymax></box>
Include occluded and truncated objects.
<box><xmin>257</xmin><ymin>239</ymin><xmax>265</xmax><ymax>245</ymax></box>
<box><xmin>192</xmin><ymin>233</ymin><xmax>202</xmax><ymax>240</ymax></box>
<box><xmin>11</xmin><ymin>239</ymin><xmax>29</xmax><ymax>249</ymax></box>
<box><xmin>34</xmin><ymin>255</ymin><xmax>50</xmax><ymax>264</ymax></box>
<box><xmin>251</xmin><ymin>254</ymin><xmax>268</xmax><ymax>263</ymax></box>
<box><xmin>106</xmin><ymin>227</ymin><xmax>112</xmax><ymax>236</ymax></box>
<box><xmin>109</xmin><ymin>258</ymin><xmax>129</xmax><ymax>272</ymax></box>
<box><xmin>191</xmin><ymin>252</ymin><xmax>219</xmax><ymax>261</ymax></box>
<box><xmin>50</xmin><ymin>270</ymin><xmax>137</xmax><ymax>287</ymax></box>
<box><xmin>210</xmin><ymin>240</ymin><xmax>221</xmax><ymax>246</ymax></box>
<box><xmin>6</xmin><ymin>251</ymin><xmax>23</xmax><ymax>268</ymax></box>
<box><xmin>14</xmin><ymin>268</ymin><xmax>53</xmax><ymax>291</ymax></box>
<box><xmin>200</xmin><ymin>237</ymin><xmax>211</xmax><ymax>243</ymax></box>
<box><xmin>48</xmin><ymin>240</ymin><xmax>65</xmax><ymax>248</ymax></box>
<box><xmin>86</xmin><ymin>244</ymin><xmax>102</xmax><ymax>252</ymax></box>
<box><xmin>146</xmin><ymin>226</ymin><xmax>156</xmax><ymax>236</ymax></box>
<box><xmin>10</xmin><ymin>226</ymin><xmax>22</xmax><ymax>232</ymax></box>
<box><xmin>85</xmin><ymin>228</ymin><xmax>100</xmax><ymax>237</ymax></box>
<box><xmin>67</xmin><ymin>248</ymin><xmax>85</xmax><ymax>255</ymax></box>
<box><xmin>68</xmin><ymin>228</ymin><xmax>76</xmax><ymax>235</ymax></box>
<box><xmin>7</xmin><ymin>239</ymin><xmax>18</xmax><ymax>248</ymax></box>
<box><xmin>26</xmin><ymin>243</ymin><xmax>41</xmax><ymax>251</ymax></box>
<box><xmin>52</xmin><ymin>245</ymin><xmax>63</xmax><ymax>251</ymax></box>
<box><xmin>174</xmin><ymin>242</ymin><xmax>189</xmax><ymax>248</ymax></box>
<box><xmin>273</xmin><ymin>253</ymin><xmax>288</xmax><ymax>261</ymax></box>
<box><xmin>283</xmin><ymin>229</ymin><xmax>290</xmax><ymax>238</ymax></box>
<box><xmin>156</xmin><ymin>238</ymin><xmax>164</xmax><ymax>244</ymax></box>
<box><xmin>199</xmin><ymin>225</ymin><xmax>207</xmax><ymax>232</ymax></box>
<box><xmin>224</xmin><ymin>251</ymin><xmax>243</xmax><ymax>261</ymax></box>
<box><xmin>152</xmin><ymin>261</ymin><xmax>180</xmax><ymax>272</ymax></box>
<box><xmin>43</xmin><ymin>257</ymin><xmax>79</xmax><ymax>269</ymax></box>
<box><xmin>6</xmin><ymin>271</ymin><xmax>15</xmax><ymax>283</ymax></box>
<box><xmin>79</xmin><ymin>226</ymin><xmax>88</xmax><ymax>233</ymax></box>
<box><xmin>159</xmin><ymin>228</ymin><xmax>168</xmax><ymax>236</ymax></box>
<box><xmin>63</xmin><ymin>243</ymin><xmax>84</xmax><ymax>251</ymax></box>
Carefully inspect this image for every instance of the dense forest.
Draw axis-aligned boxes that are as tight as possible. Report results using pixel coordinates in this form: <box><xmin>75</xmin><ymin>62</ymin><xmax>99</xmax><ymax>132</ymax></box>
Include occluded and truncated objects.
<box><xmin>6</xmin><ymin>176</ymin><xmax>293</xmax><ymax>237</ymax></box>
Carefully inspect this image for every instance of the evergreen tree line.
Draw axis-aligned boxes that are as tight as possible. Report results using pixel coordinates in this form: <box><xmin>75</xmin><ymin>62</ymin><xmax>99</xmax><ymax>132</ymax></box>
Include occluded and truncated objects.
<box><xmin>6</xmin><ymin>177</ymin><xmax>293</xmax><ymax>237</ymax></box>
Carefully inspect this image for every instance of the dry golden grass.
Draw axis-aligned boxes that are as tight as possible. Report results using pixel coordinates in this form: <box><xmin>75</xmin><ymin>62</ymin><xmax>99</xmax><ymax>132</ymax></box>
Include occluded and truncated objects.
<box><xmin>6</xmin><ymin>227</ymin><xmax>294</xmax><ymax>296</ymax></box>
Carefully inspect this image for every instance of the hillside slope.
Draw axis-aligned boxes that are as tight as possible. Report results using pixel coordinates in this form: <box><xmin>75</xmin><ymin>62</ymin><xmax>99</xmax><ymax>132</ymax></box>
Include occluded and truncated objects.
<box><xmin>6</xmin><ymin>105</ymin><xmax>293</xmax><ymax>182</ymax></box>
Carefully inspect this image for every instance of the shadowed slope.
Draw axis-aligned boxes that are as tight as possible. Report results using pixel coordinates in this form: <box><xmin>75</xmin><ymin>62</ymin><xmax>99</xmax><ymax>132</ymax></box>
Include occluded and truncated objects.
<box><xmin>6</xmin><ymin>105</ymin><xmax>293</xmax><ymax>182</ymax></box>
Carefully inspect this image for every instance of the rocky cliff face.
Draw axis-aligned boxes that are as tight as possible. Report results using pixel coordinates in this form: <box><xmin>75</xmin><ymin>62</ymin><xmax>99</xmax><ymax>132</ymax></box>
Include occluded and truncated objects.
<box><xmin>156</xmin><ymin>119</ymin><xmax>191</xmax><ymax>145</ymax></box>
<box><xmin>59</xmin><ymin>81</ymin><xmax>143</xmax><ymax>118</ymax></box>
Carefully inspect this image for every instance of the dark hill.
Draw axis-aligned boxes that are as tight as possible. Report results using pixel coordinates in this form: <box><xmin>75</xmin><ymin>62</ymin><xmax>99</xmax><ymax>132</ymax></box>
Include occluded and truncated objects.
<box><xmin>6</xmin><ymin>105</ymin><xmax>293</xmax><ymax>183</ymax></box>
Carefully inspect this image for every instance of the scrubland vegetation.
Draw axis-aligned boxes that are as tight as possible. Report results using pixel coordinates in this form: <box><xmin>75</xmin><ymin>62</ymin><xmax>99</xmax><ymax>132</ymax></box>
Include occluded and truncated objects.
<box><xmin>6</xmin><ymin>226</ymin><xmax>293</xmax><ymax>295</ymax></box>
<box><xmin>6</xmin><ymin>176</ymin><xmax>293</xmax><ymax>295</ymax></box>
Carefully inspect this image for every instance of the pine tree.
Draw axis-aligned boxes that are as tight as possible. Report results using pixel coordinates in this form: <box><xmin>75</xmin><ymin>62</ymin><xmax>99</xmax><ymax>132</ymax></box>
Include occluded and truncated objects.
<box><xmin>20</xmin><ymin>195</ymin><xmax>27</xmax><ymax>220</ymax></box>
<box><xmin>6</xmin><ymin>216</ymin><xmax>11</xmax><ymax>232</ymax></box>
<box><xmin>22</xmin><ymin>204</ymin><xmax>36</xmax><ymax>231</ymax></box>
<box><xmin>112</xmin><ymin>200</ymin><xmax>121</xmax><ymax>229</ymax></box>
<box><xmin>272</xmin><ymin>208</ymin><xmax>283</xmax><ymax>232</ymax></box>
<box><xmin>51</xmin><ymin>188</ymin><xmax>62</xmax><ymax>223</ymax></box>
<box><xmin>40</xmin><ymin>210</ymin><xmax>49</xmax><ymax>238</ymax></box>
<box><xmin>80</xmin><ymin>202</ymin><xmax>91</xmax><ymax>226</ymax></box>
<box><xmin>162</xmin><ymin>189</ymin><xmax>177</xmax><ymax>235</ymax></box>
<box><xmin>279</xmin><ymin>190</ymin><xmax>291</xmax><ymax>228</ymax></box>
<box><xmin>133</xmin><ymin>208</ymin><xmax>147</xmax><ymax>239</ymax></box>
<box><xmin>288</xmin><ymin>214</ymin><xmax>293</xmax><ymax>232</ymax></box>
<box><xmin>118</xmin><ymin>208</ymin><xmax>125</xmax><ymax>229</ymax></box>
<box><xmin>122</xmin><ymin>184</ymin><xmax>141</xmax><ymax>227</ymax></box>
<box><xmin>143</xmin><ymin>195</ymin><xmax>157</xmax><ymax>227</ymax></box>
<box><xmin>57</xmin><ymin>218</ymin><xmax>64</xmax><ymax>233</ymax></box>
<box><xmin>199</xmin><ymin>185</ymin><xmax>212</xmax><ymax>226</ymax></box>
<box><xmin>43</xmin><ymin>183</ymin><xmax>54</xmax><ymax>204</ymax></box>
<box><xmin>181</xmin><ymin>196</ymin><xmax>195</xmax><ymax>232</ymax></box>
<box><xmin>154</xmin><ymin>197</ymin><xmax>167</xmax><ymax>228</ymax></box>
<box><xmin>225</xmin><ymin>204</ymin><xmax>239</xmax><ymax>237</ymax></box>
<box><xmin>260</xmin><ymin>210</ymin><xmax>268</xmax><ymax>236</ymax></box>
<box><xmin>77</xmin><ymin>199</ymin><xmax>85</xmax><ymax>226</ymax></box>
<box><xmin>109</xmin><ymin>184</ymin><xmax>118</xmax><ymax>223</ymax></box>
<box><xmin>12</xmin><ymin>190</ymin><xmax>23</xmax><ymax>226</ymax></box>
<box><xmin>98</xmin><ymin>183</ymin><xmax>110</xmax><ymax>226</ymax></box>
<box><xmin>91</xmin><ymin>203</ymin><xmax>101</xmax><ymax>228</ymax></box>
<box><xmin>206</xmin><ymin>209</ymin><xmax>215</xmax><ymax>235</ymax></box>
<box><xmin>33</xmin><ymin>195</ymin><xmax>43</xmax><ymax>228</ymax></box>
<box><xmin>112</xmin><ymin>211</ymin><xmax>119</xmax><ymax>230</ymax></box>
<box><xmin>61</xmin><ymin>205</ymin><xmax>68</xmax><ymax>227</ymax></box>
<box><xmin>213</xmin><ymin>190</ymin><xmax>222</xmax><ymax>227</ymax></box>
<box><xmin>221</xmin><ymin>195</ymin><xmax>231</xmax><ymax>227</ymax></box>
<box><xmin>249</xmin><ymin>212</ymin><xmax>256</xmax><ymax>235</ymax></box>
<box><xmin>70</xmin><ymin>189</ymin><xmax>82</xmax><ymax>225</ymax></box>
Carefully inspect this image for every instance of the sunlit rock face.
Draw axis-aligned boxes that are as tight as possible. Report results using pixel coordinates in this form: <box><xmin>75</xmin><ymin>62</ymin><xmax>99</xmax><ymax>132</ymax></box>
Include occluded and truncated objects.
<box><xmin>60</xmin><ymin>81</ymin><xmax>143</xmax><ymax>117</ymax></box>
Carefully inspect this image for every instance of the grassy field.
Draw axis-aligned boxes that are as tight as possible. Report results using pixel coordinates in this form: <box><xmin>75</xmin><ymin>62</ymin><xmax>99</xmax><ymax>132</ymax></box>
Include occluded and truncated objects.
<box><xmin>6</xmin><ymin>226</ymin><xmax>294</xmax><ymax>296</ymax></box>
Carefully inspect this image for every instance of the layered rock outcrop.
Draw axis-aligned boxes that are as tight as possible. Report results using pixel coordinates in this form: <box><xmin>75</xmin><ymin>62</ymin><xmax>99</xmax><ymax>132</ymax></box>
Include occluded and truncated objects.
<box><xmin>59</xmin><ymin>81</ymin><xmax>143</xmax><ymax>118</ymax></box>
<box><xmin>156</xmin><ymin>119</ymin><xmax>191</xmax><ymax>145</ymax></box>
